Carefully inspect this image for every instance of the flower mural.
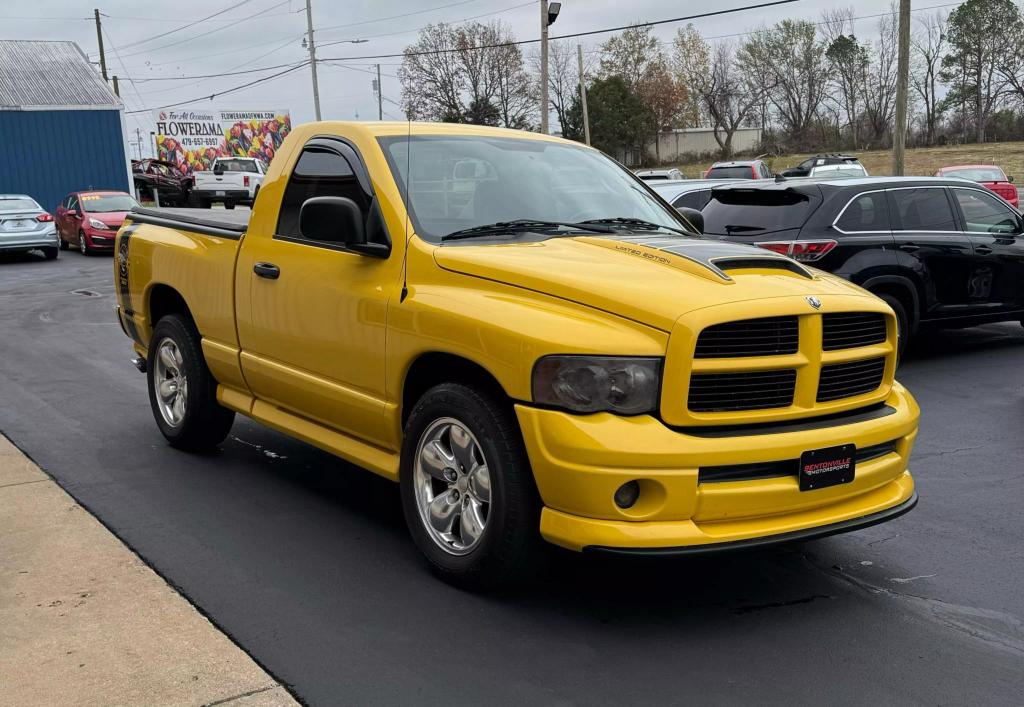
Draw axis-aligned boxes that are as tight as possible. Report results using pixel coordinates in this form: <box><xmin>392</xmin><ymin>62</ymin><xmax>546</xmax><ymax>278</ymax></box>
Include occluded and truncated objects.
<box><xmin>154</xmin><ymin>110</ymin><xmax>292</xmax><ymax>174</ymax></box>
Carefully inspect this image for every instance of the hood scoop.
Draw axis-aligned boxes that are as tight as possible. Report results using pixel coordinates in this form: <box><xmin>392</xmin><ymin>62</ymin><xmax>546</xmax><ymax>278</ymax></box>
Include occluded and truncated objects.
<box><xmin>594</xmin><ymin>234</ymin><xmax>812</xmax><ymax>281</ymax></box>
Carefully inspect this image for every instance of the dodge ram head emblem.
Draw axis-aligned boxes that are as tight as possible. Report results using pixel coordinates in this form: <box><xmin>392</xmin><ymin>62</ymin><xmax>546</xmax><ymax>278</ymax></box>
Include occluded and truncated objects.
<box><xmin>806</xmin><ymin>296</ymin><xmax>822</xmax><ymax>309</ymax></box>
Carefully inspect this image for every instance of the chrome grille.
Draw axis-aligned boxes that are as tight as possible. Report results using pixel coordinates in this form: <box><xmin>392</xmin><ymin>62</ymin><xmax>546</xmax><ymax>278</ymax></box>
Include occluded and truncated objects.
<box><xmin>822</xmin><ymin>312</ymin><xmax>887</xmax><ymax>351</ymax></box>
<box><xmin>694</xmin><ymin>316</ymin><xmax>799</xmax><ymax>358</ymax></box>
<box><xmin>817</xmin><ymin>357</ymin><xmax>886</xmax><ymax>402</ymax></box>
<box><xmin>688</xmin><ymin>369</ymin><xmax>796</xmax><ymax>412</ymax></box>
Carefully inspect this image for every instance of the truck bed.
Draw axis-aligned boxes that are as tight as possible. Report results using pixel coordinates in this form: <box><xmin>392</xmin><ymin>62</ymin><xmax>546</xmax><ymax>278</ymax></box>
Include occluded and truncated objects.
<box><xmin>129</xmin><ymin>207</ymin><xmax>249</xmax><ymax>237</ymax></box>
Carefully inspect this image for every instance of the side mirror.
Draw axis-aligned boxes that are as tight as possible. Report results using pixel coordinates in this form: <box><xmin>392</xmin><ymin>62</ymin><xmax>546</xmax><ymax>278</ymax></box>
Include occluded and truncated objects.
<box><xmin>1008</xmin><ymin>175</ymin><xmax>1015</xmax><ymax>183</ymax></box>
<box><xmin>676</xmin><ymin>206</ymin><xmax>704</xmax><ymax>234</ymax></box>
<box><xmin>300</xmin><ymin>196</ymin><xmax>365</xmax><ymax>246</ymax></box>
<box><xmin>213</xmin><ymin>164</ymin><xmax>225</xmax><ymax>176</ymax></box>
<box><xmin>67</xmin><ymin>209</ymin><xmax>78</xmax><ymax>217</ymax></box>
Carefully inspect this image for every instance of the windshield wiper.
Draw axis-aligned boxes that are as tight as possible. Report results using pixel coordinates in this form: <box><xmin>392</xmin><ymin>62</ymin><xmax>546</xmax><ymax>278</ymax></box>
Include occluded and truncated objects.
<box><xmin>441</xmin><ymin>219</ymin><xmax>613</xmax><ymax>241</ymax></box>
<box><xmin>579</xmin><ymin>217</ymin><xmax>689</xmax><ymax>235</ymax></box>
<box><xmin>723</xmin><ymin>224</ymin><xmax>767</xmax><ymax>233</ymax></box>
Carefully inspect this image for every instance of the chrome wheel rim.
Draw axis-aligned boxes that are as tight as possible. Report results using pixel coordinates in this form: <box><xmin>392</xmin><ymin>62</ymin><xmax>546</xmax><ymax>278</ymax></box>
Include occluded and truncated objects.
<box><xmin>153</xmin><ymin>338</ymin><xmax>188</xmax><ymax>428</ymax></box>
<box><xmin>413</xmin><ymin>417</ymin><xmax>492</xmax><ymax>556</ymax></box>
<box><xmin>79</xmin><ymin>234</ymin><xmax>86</xmax><ymax>254</ymax></box>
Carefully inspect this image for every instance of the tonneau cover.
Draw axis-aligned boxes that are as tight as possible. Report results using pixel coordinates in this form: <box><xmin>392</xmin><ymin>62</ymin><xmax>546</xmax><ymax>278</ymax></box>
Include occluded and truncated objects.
<box><xmin>129</xmin><ymin>207</ymin><xmax>249</xmax><ymax>234</ymax></box>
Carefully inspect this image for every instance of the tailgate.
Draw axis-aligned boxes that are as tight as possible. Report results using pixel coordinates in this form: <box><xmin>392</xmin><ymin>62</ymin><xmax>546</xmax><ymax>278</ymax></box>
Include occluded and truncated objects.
<box><xmin>195</xmin><ymin>172</ymin><xmax>245</xmax><ymax>190</ymax></box>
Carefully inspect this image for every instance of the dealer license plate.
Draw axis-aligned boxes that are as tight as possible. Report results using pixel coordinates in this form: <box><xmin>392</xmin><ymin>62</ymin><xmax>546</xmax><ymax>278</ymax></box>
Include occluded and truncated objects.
<box><xmin>799</xmin><ymin>443</ymin><xmax>855</xmax><ymax>491</ymax></box>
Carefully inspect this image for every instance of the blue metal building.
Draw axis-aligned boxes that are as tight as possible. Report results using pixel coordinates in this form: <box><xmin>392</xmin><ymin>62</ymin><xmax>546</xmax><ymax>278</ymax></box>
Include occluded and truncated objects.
<box><xmin>0</xmin><ymin>40</ymin><xmax>130</xmax><ymax>214</ymax></box>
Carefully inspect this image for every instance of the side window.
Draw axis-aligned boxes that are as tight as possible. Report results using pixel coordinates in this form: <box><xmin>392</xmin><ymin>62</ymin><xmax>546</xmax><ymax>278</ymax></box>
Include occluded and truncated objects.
<box><xmin>835</xmin><ymin>192</ymin><xmax>890</xmax><ymax>232</ymax></box>
<box><xmin>888</xmin><ymin>188</ymin><xmax>957</xmax><ymax>231</ymax></box>
<box><xmin>673</xmin><ymin>189</ymin><xmax>711</xmax><ymax>211</ymax></box>
<box><xmin>68</xmin><ymin>196</ymin><xmax>80</xmax><ymax>212</ymax></box>
<box><xmin>760</xmin><ymin>164</ymin><xmax>771</xmax><ymax>178</ymax></box>
<box><xmin>953</xmin><ymin>188</ymin><xmax>1022</xmax><ymax>234</ymax></box>
<box><xmin>276</xmin><ymin>145</ymin><xmax>370</xmax><ymax>240</ymax></box>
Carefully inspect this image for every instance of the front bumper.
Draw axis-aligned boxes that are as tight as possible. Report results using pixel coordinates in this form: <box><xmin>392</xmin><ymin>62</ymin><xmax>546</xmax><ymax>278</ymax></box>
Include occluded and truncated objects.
<box><xmin>516</xmin><ymin>383</ymin><xmax>918</xmax><ymax>552</ymax></box>
<box><xmin>83</xmin><ymin>229</ymin><xmax>116</xmax><ymax>250</ymax></box>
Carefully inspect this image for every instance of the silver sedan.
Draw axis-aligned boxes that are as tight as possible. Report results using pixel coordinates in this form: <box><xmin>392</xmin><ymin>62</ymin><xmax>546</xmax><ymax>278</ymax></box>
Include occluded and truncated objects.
<box><xmin>0</xmin><ymin>195</ymin><xmax>59</xmax><ymax>259</ymax></box>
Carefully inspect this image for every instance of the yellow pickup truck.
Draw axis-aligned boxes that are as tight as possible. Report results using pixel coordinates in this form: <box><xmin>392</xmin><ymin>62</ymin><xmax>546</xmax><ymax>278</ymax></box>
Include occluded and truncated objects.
<box><xmin>115</xmin><ymin>122</ymin><xmax>918</xmax><ymax>587</ymax></box>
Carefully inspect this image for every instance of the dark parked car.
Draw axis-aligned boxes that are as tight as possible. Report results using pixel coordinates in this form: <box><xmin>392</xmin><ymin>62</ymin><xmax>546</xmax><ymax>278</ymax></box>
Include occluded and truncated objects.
<box><xmin>780</xmin><ymin>153</ymin><xmax>863</xmax><ymax>178</ymax></box>
<box><xmin>132</xmin><ymin>159</ymin><xmax>192</xmax><ymax>206</ymax></box>
<box><xmin>699</xmin><ymin>177</ymin><xmax>1024</xmax><ymax>357</ymax></box>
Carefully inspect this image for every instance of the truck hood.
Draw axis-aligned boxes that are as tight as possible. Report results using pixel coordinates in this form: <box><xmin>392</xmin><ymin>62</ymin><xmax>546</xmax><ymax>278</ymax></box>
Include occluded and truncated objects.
<box><xmin>433</xmin><ymin>235</ymin><xmax>871</xmax><ymax>331</ymax></box>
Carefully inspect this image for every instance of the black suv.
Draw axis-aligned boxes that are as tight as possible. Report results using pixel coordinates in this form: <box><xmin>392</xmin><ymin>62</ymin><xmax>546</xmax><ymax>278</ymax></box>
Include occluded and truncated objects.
<box><xmin>780</xmin><ymin>154</ymin><xmax>862</xmax><ymax>178</ymax></box>
<box><xmin>698</xmin><ymin>177</ymin><xmax>1024</xmax><ymax>356</ymax></box>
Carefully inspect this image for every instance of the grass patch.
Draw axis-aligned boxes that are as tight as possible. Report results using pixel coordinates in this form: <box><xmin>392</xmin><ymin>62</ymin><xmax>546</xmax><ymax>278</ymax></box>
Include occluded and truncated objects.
<box><xmin>672</xmin><ymin>141</ymin><xmax>1024</xmax><ymax>179</ymax></box>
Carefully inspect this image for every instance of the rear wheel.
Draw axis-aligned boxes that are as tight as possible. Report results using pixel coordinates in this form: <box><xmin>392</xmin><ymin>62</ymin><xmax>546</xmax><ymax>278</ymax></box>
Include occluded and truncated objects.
<box><xmin>877</xmin><ymin>293</ymin><xmax>910</xmax><ymax>363</ymax></box>
<box><xmin>41</xmin><ymin>246</ymin><xmax>58</xmax><ymax>260</ymax></box>
<box><xmin>147</xmin><ymin>314</ymin><xmax>235</xmax><ymax>451</ymax></box>
<box><xmin>224</xmin><ymin>201</ymin><xmax>235</xmax><ymax>210</ymax></box>
<box><xmin>400</xmin><ymin>383</ymin><xmax>542</xmax><ymax>589</ymax></box>
<box><xmin>78</xmin><ymin>230</ymin><xmax>90</xmax><ymax>256</ymax></box>
<box><xmin>58</xmin><ymin>230</ymin><xmax>69</xmax><ymax>250</ymax></box>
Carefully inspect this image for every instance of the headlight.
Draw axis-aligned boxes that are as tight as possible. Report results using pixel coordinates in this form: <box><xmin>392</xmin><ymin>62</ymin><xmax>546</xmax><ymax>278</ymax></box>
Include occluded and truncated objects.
<box><xmin>532</xmin><ymin>355</ymin><xmax>662</xmax><ymax>415</ymax></box>
<box><xmin>89</xmin><ymin>218</ymin><xmax>109</xmax><ymax>230</ymax></box>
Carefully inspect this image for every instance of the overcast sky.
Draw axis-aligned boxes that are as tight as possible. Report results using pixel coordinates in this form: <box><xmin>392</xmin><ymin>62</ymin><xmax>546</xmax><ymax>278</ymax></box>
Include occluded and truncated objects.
<box><xmin>6</xmin><ymin>0</ymin><xmax>950</xmax><ymax>156</ymax></box>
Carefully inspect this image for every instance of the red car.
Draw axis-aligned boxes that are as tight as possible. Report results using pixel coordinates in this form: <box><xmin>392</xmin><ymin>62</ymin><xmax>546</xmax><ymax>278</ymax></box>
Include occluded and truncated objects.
<box><xmin>934</xmin><ymin>165</ymin><xmax>1018</xmax><ymax>208</ymax></box>
<box><xmin>55</xmin><ymin>191</ymin><xmax>138</xmax><ymax>255</ymax></box>
<box><xmin>701</xmin><ymin>159</ymin><xmax>773</xmax><ymax>179</ymax></box>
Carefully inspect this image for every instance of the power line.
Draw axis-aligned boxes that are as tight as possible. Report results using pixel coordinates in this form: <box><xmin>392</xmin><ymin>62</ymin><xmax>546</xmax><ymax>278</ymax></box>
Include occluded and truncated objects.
<box><xmin>315</xmin><ymin>0</ymin><xmax>480</xmax><ymax>33</ymax></box>
<box><xmin>317</xmin><ymin>0</ymin><xmax>534</xmax><ymax>48</ymax></box>
<box><xmin>116</xmin><ymin>0</ymin><xmax>258</xmax><ymax>52</ymax></box>
<box><xmin>124</xmin><ymin>61</ymin><xmax>309</xmax><ymax>114</ymax></box>
<box><xmin>317</xmin><ymin>0</ymin><xmax>800</xmax><ymax>62</ymax></box>
<box><xmin>118</xmin><ymin>0</ymin><xmax>290</xmax><ymax>58</ymax></box>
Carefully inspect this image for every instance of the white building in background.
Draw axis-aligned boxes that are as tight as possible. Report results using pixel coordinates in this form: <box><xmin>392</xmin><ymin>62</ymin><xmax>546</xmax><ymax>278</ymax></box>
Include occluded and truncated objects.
<box><xmin>624</xmin><ymin>127</ymin><xmax>763</xmax><ymax>166</ymax></box>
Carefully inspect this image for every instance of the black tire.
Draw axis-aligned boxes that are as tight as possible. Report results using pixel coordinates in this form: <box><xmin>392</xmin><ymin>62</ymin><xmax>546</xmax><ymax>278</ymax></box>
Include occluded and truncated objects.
<box><xmin>224</xmin><ymin>201</ymin><xmax>235</xmax><ymax>210</ymax></box>
<box><xmin>146</xmin><ymin>314</ymin><xmax>234</xmax><ymax>451</ymax></box>
<box><xmin>42</xmin><ymin>246</ymin><xmax>58</xmax><ymax>260</ymax></box>
<box><xmin>78</xmin><ymin>229</ymin><xmax>90</xmax><ymax>256</ymax></box>
<box><xmin>58</xmin><ymin>231</ymin><xmax>69</xmax><ymax>250</ymax></box>
<box><xmin>878</xmin><ymin>293</ymin><xmax>910</xmax><ymax>364</ymax></box>
<box><xmin>400</xmin><ymin>383</ymin><xmax>542</xmax><ymax>589</ymax></box>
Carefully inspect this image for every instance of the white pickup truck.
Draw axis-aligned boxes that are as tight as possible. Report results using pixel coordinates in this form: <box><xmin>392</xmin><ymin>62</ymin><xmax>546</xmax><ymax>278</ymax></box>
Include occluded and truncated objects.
<box><xmin>192</xmin><ymin>157</ymin><xmax>267</xmax><ymax>209</ymax></box>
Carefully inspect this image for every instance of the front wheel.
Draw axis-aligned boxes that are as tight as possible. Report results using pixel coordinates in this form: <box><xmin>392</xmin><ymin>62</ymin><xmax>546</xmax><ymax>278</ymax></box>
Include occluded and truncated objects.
<box><xmin>400</xmin><ymin>383</ymin><xmax>541</xmax><ymax>589</ymax></box>
<box><xmin>78</xmin><ymin>230</ymin><xmax>90</xmax><ymax>256</ymax></box>
<box><xmin>147</xmin><ymin>314</ymin><xmax>235</xmax><ymax>451</ymax></box>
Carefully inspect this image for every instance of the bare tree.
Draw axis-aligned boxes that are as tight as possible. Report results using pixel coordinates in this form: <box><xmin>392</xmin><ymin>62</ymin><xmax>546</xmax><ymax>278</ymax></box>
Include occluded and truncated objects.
<box><xmin>741</xmin><ymin>20</ymin><xmax>828</xmax><ymax>149</ymax></box>
<box><xmin>530</xmin><ymin>41</ymin><xmax>595</xmax><ymax>136</ymax></box>
<box><xmin>862</xmin><ymin>6</ymin><xmax>900</xmax><ymax>146</ymax></box>
<box><xmin>673</xmin><ymin>26</ymin><xmax>767</xmax><ymax>157</ymax></box>
<box><xmin>599</xmin><ymin>25</ymin><xmax>661</xmax><ymax>91</ymax></box>
<box><xmin>911</xmin><ymin>11</ymin><xmax>947</xmax><ymax>145</ymax></box>
<box><xmin>399</xmin><ymin>21</ymin><xmax>534</xmax><ymax>128</ymax></box>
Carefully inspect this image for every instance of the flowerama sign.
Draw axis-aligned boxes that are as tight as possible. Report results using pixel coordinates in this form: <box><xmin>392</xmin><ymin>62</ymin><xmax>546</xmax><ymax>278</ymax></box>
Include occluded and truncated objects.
<box><xmin>152</xmin><ymin>108</ymin><xmax>292</xmax><ymax>174</ymax></box>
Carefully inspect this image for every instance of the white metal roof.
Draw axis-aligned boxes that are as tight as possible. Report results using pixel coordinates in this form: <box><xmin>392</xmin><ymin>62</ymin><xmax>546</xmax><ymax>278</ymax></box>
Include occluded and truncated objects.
<box><xmin>0</xmin><ymin>40</ymin><xmax>121</xmax><ymax>110</ymax></box>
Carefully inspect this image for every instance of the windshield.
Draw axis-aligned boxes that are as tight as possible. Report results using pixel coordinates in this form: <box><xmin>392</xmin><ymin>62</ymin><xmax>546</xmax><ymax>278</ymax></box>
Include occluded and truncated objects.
<box><xmin>216</xmin><ymin>159</ymin><xmax>259</xmax><ymax>173</ymax></box>
<box><xmin>706</xmin><ymin>166</ymin><xmax>754</xmax><ymax>179</ymax></box>
<box><xmin>0</xmin><ymin>197</ymin><xmax>41</xmax><ymax>212</ymax></box>
<box><xmin>943</xmin><ymin>167</ymin><xmax>1006</xmax><ymax>182</ymax></box>
<box><xmin>81</xmin><ymin>194</ymin><xmax>138</xmax><ymax>213</ymax></box>
<box><xmin>702</xmin><ymin>188</ymin><xmax>819</xmax><ymax>236</ymax></box>
<box><xmin>379</xmin><ymin>135</ymin><xmax>686</xmax><ymax>242</ymax></box>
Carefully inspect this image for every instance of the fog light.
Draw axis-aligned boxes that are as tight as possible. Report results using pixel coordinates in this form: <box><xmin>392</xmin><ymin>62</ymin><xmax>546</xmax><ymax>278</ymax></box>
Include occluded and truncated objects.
<box><xmin>614</xmin><ymin>480</ymin><xmax>640</xmax><ymax>509</ymax></box>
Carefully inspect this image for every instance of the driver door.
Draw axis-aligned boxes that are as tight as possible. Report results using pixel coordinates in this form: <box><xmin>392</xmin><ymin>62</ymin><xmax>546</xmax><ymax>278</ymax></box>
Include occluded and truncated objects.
<box><xmin>236</xmin><ymin>139</ymin><xmax>396</xmax><ymax>448</ymax></box>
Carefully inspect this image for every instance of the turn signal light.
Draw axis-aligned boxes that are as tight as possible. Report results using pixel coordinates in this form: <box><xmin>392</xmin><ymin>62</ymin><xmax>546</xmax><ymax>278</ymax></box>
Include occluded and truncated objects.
<box><xmin>35</xmin><ymin>213</ymin><xmax>54</xmax><ymax>222</ymax></box>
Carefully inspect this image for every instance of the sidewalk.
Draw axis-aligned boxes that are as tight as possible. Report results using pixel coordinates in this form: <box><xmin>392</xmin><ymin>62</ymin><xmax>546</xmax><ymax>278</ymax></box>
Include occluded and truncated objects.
<box><xmin>0</xmin><ymin>433</ymin><xmax>298</xmax><ymax>707</ymax></box>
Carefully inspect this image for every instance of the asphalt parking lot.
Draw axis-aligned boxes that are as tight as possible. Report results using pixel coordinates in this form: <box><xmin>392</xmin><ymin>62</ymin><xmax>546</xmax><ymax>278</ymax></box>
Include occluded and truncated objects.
<box><xmin>1</xmin><ymin>250</ymin><xmax>1022</xmax><ymax>705</ymax></box>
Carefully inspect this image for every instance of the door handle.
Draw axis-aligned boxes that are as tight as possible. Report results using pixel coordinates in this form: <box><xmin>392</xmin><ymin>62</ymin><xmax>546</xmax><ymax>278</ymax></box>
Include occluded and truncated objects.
<box><xmin>898</xmin><ymin>243</ymin><xmax>920</xmax><ymax>253</ymax></box>
<box><xmin>253</xmin><ymin>262</ymin><xmax>280</xmax><ymax>279</ymax></box>
<box><xmin>975</xmin><ymin>245</ymin><xmax>993</xmax><ymax>255</ymax></box>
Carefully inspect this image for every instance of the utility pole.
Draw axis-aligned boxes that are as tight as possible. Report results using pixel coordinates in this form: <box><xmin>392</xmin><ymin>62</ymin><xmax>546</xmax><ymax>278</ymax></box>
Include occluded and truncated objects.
<box><xmin>134</xmin><ymin>128</ymin><xmax>143</xmax><ymax>160</ymax></box>
<box><xmin>304</xmin><ymin>0</ymin><xmax>322</xmax><ymax>121</ymax></box>
<box><xmin>539</xmin><ymin>2</ymin><xmax>561</xmax><ymax>134</ymax></box>
<box><xmin>577</xmin><ymin>44</ymin><xmax>590</xmax><ymax>145</ymax></box>
<box><xmin>112</xmin><ymin>75</ymin><xmax>119</xmax><ymax>97</ymax></box>
<box><xmin>376</xmin><ymin>64</ymin><xmax>383</xmax><ymax>120</ymax></box>
<box><xmin>94</xmin><ymin>9</ymin><xmax>108</xmax><ymax>82</ymax></box>
<box><xmin>892</xmin><ymin>0</ymin><xmax>911</xmax><ymax>176</ymax></box>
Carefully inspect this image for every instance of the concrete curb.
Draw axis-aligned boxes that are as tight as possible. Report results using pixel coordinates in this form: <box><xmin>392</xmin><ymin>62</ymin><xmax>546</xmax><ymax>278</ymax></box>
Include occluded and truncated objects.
<box><xmin>0</xmin><ymin>433</ymin><xmax>299</xmax><ymax>707</ymax></box>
